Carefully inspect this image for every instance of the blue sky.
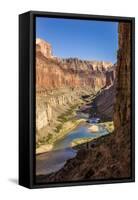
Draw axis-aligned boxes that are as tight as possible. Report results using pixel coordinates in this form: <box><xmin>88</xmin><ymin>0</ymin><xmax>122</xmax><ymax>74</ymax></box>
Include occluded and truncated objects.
<box><xmin>36</xmin><ymin>17</ymin><xmax>118</xmax><ymax>63</ymax></box>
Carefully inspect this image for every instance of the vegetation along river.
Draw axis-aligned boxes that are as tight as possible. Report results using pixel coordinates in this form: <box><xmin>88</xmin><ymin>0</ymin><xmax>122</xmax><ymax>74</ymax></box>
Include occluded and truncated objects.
<box><xmin>36</xmin><ymin>102</ymin><xmax>110</xmax><ymax>175</ymax></box>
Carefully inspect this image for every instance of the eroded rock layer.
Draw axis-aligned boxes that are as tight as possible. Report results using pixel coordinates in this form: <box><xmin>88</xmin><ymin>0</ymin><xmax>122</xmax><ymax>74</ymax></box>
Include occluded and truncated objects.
<box><xmin>36</xmin><ymin>39</ymin><xmax>116</xmax><ymax>143</ymax></box>
<box><xmin>36</xmin><ymin>53</ymin><xmax>113</xmax><ymax>92</ymax></box>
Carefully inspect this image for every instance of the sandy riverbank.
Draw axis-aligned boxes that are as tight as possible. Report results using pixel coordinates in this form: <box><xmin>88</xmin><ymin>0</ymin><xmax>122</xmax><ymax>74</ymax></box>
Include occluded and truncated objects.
<box><xmin>36</xmin><ymin>118</ymin><xmax>86</xmax><ymax>154</ymax></box>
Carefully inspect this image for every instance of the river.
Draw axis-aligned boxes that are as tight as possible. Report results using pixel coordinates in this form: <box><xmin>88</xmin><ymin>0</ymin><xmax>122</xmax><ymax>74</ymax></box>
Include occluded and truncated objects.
<box><xmin>36</xmin><ymin>122</ymin><xmax>109</xmax><ymax>175</ymax></box>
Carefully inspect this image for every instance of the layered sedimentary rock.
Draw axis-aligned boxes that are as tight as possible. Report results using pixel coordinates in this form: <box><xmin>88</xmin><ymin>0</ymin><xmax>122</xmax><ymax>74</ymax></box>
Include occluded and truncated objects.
<box><xmin>36</xmin><ymin>39</ymin><xmax>113</xmax><ymax>92</ymax></box>
<box><xmin>36</xmin><ymin>55</ymin><xmax>113</xmax><ymax>92</ymax></box>
<box><xmin>36</xmin><ymin>22</ymin><xmax>131</xmax><ymax>182</ymax></box>
<box><xmin>36</xmin><ymin>89</ymin><xmax>82</xmax><ymax>142</ymax></box>
<box><xmin>36</xmin><ymin>38</ymin><xmax>116</xmax><ymax>142</ymax></box>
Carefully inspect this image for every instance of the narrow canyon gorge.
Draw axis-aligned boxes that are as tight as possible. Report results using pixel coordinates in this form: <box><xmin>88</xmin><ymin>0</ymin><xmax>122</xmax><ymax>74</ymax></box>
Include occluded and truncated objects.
<box><xmin>36</xmin><ymin>22</ymin><xmax>131</xmax><ymax>183</ymax></box>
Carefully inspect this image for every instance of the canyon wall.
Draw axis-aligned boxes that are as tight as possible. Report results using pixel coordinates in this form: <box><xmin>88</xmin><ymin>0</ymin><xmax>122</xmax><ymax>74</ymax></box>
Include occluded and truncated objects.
<box><xmin>36</xmin><ymin>22</ymin><xmax>132</xmax><ymax>182</ymax></box>
<box><xmin>95</xmin><ymin>64</ymin><xmax>116</xmax><ymax>119</ymax></box>
<box><xmin>36</xmin><ymin>51</ymin><xmax>113</xmax><ymax>92</ymax></box>
<box><xmin>95</xmin><ymin>85</ymin><xmax>115</xmax><ymax>119</ymax></box>
<box><xmin>114</xmin><ymin>23</ymin><xmax>131</xmax><ymax>131</ymax></box>
<box><xmin>36</xmin><ymin>39</ymin><xmax>116</xmax><ymax>142</ymax></box>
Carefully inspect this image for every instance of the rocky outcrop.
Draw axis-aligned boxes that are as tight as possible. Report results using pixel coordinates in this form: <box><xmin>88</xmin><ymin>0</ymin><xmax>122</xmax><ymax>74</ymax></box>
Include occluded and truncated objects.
<box><xmin>36</xmin><ymin>22</ymin><xmax>132</xmax><ymax>182</ymax></box>
<box><xmin>36</xmin><ymin>38</ymin><xmax>53</xmax><ymax>58</ymax></box>
<box><xmin>105</xmin><ymin>64</ymin><xmax>116</xmax><ymax>87</ymax></box>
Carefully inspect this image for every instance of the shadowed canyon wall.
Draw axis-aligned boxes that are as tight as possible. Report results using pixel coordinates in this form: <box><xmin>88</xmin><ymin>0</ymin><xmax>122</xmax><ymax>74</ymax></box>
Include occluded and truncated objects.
<box><xmin>114</xmin><ymin>23</ymin><xmax>131</xmax><ymax>131</ymax></box>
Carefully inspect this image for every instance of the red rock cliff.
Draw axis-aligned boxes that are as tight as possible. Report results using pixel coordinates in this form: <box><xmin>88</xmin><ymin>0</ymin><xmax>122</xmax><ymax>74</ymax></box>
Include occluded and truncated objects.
<box><xmin>36</xmin><ymin>39</ymin><xmax>115</xmax><ymax>92</ymax></box>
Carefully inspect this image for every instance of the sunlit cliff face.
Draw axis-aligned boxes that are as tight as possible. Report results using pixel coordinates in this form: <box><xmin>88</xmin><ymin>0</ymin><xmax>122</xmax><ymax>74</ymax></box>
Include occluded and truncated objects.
<box><xmin>36</xmin><ymin>38</ymin><xmax>115</xmax><ymax>92</ymax></box>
